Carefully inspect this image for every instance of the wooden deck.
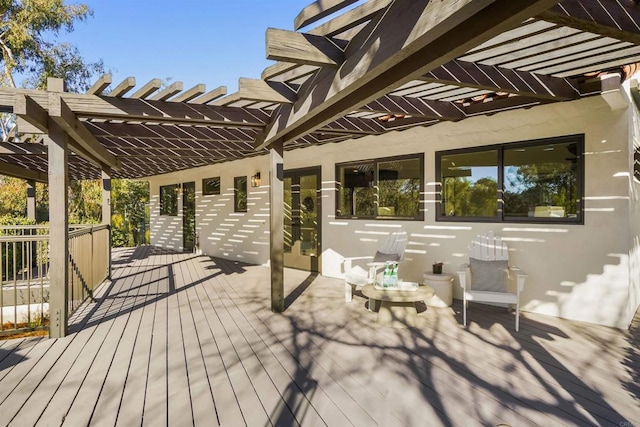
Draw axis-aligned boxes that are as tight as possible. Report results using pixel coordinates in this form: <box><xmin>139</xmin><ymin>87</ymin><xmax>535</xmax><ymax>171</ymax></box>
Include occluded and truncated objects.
<box><xmin>0</xmin><ymin>246</ymin><xmax>638</xmax><ymax>426</ymax></box>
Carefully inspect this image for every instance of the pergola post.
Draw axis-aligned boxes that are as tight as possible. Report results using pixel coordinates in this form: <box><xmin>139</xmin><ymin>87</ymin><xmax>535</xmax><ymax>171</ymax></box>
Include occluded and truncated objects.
<box><xmin>47</xmin><ymin>119</ymin><xmax>69</xmax><ymax>338</ymax></box>
<box><xmin>269</xmin><ymin>139</ymin><xmax>284</xmax><ymax>312</ymax></box>
<box><xmin>26</xmin><ymin>179</ymin><xmax>36</xmax><ymax>221</ymax></box>
<box><xmin>102</xmin><ymin>166</ymin><xmax>112</xmax><ymax>279</ymax></box>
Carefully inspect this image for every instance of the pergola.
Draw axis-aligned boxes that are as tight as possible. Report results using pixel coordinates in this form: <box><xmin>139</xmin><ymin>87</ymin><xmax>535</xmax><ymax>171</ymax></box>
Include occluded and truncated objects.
<box><xmin>1</xmin><ymin>0</ymin><xmax>640</xmax><ymax>337</ymax></box>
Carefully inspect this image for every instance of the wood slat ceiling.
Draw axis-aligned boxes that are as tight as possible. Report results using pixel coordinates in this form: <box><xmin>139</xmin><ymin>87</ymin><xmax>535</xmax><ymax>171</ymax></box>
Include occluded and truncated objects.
<box><xmin>1</xmin><ymin>0</ymin><xmax>639</xmax><ymax>181</ymax></box>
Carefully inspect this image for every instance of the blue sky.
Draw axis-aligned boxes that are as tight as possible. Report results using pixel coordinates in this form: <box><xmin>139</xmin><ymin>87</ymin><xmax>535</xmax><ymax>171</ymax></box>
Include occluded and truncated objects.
<box><xmin>56</xmin><ymin>1</ymin><xmax>317</xmax><ymax>93</ymax></box>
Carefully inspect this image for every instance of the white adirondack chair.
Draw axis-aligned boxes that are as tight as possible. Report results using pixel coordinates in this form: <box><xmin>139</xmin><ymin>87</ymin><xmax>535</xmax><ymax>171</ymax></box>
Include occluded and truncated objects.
<box><xmin>343</xmin><ymin>230</ymin><xmax>408</xmax><ymax>303</ymax></box>
<box><xmin>457</xmin><ymin>231</ymin><xmax>526</xmax><ymax>331</ymax></box>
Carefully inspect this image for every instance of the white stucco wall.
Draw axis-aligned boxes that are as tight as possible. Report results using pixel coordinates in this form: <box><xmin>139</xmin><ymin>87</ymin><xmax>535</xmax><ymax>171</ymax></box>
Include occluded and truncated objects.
<box><xmin>149</xmin><ymin>156</ymin><xmax>270</xmax><ymax>264</ymax></box>
<box><xmin>627</xmin><ymin>87</ymin><xmax>640</xmax><ymax>328</ymax></box>
<box><xmin>147</xmin><ymin>94</ymin><xmax>638</xmax><ymax>328</ymax></box>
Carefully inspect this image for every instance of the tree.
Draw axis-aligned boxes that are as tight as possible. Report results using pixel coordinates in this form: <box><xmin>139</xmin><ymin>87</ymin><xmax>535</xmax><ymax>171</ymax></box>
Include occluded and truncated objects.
<box><xmin>0</xmin><ymin>175</ymin><xmax>48</xmax><ymax>220</ymax></box>
<box><xmin>0</xmin><ymin>0</ymin><xmax>105</xmax><ymax>139</ymax></box>
<box><xmin>68</xmin><ymin>179</ymin><xmax>101</xmax><ymax>223</ymax></box>
<box><xmin>111</xmin><ymin>179</ymin><xmax>149</xmax><ymax>246</ymax></box>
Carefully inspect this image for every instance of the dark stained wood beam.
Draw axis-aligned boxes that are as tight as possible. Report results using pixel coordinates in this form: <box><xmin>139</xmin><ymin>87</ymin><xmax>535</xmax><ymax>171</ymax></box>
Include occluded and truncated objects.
<box><xmin>266</xmin><ymin>28</ymin><xmax>347</xmax><ymax>68</ymax></box>
<box><xmin>259</xmin><ymin>0</ymin><xmax>563</xmax><ymax>149</ymax></box>
<box><xmin>360</xmin><ymin>94</ymin><xmax>465</xmax><ymax>120</ymax></box>
<box><xmin>48</xmin><ymin>94</ymin><xmax>121</xmax><ymax>169</ymax></box>
<box><xmin>462</xmin><ymin>95</ymin><xmax>551</xmax><ymax>115</ymax></box>
<box><xmin>294</xmin><ymin>0</ymin><xmax>360</xmax><ymax>30</ymax></box>
<box><xmin>321</xmin><ymin>116</ymin><xmax>387</xmax><ymax>135</ymax></box>
<box><xmin>0</xmin><ymin>142</ymin><xmax>48</xmax><ymax>155</ymax></box>
<box><xmin>0</xmin><ymin>161</ymin><xmax>48</xmax><ymax>182</ymax></box>
<box><xmin>380</xmin><ymin>116</ymin><xmax>439</xmax><ymax>131</ymax></box>
<box><xmin>422</xmin><ymin>59</ymin><xmax>579</xmax><ymax>100</ymax></box>
<box><xmin>539</xmin><ymin>0</ymin><xmax>640</xmax><ymax>45</ymax></box>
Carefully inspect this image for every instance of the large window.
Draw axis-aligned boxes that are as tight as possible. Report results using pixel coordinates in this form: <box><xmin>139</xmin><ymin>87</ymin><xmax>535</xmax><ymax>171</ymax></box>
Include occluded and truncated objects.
<box><xmin>160</xmin><ymin>184</ymin><xmax>179</xmax><ymax>216</ymax></box>
<box><xmin>437</xmin><ymin>135</ymin><xmax>583</xmax><ymax>223</ymax></box>
<box><xmin>336</xmin><ymin>154</ymin><xmax>423</xmax><ymax>220</ymax></box>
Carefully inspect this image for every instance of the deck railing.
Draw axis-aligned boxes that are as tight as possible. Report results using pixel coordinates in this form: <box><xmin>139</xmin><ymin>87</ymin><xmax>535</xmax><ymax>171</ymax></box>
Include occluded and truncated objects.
<box><xmin>0</xmin><ymin>224</ymin><xmax>110</xmax><ymax>336</ymax></box>
<box><xmin>68</xmin><ymin>224</ymin><xmax>110</xmax><ymax>314</ymax></box>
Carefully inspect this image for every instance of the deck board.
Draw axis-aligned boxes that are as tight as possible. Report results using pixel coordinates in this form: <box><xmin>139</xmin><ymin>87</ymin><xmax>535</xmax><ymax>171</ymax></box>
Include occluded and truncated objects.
<box><xmin>0</xmin><ymin>247</ymin><xmax>638</xmax><ymax>427</ymax></box>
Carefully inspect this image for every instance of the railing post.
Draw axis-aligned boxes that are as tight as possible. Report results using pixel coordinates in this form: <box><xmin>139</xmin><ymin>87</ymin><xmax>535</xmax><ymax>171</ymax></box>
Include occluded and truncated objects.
<box><xmin>90</xmin><ymin>226</ymin><xmax>94</xmax><ymax>294</ymax></box>
<box><xmin>102</xmin><ymin>168</ymin><xmax>112</xmax><ymax>279</ymax></box>
<box><xmin>26</xmin><ymin>180</ymin><xmax>36</xmax><ymax>221</ymax></box>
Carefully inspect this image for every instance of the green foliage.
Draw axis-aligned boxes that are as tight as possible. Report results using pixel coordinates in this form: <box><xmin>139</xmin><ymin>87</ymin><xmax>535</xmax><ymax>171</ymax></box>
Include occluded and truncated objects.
<box><xmin>503</xmin><ymin>163</ymin><xmax>577</xmax><ymax>217</ymax></box>
<box><xmin>0</xmin><ymin>175</ymin><xmax>26</xmax><ymax>216</ymax></box>
<box><xmin>443</xmin><ymin>177</ymin><xmax>498</xmax><ymax>217</ymax></box>
<box><xmin>68</xmin><ymin>179</ymin><xmax>101</xmax><ymax>224</ymax></box>
<box><xmin>0</xmin><ymin>0</ymin><xmax>105</xmax><ymax>139</ymax></box>
<box><xmin>0</xmin><ymin>175</ymin><xmax>149</xmax><ymax>247</ymax></box>
<box><xmin>0</xmin><ymin>214</ymin><xmax>36</xmax><ymax>281</ymax></box>
<box><xmin>111</xmin><ymin>179</ymin><xmax>149</xmax><ymax>247</ymax></box>
<box><xmin>0</xmin><ymin>0</ymin><xmax>102</xmax><ymax>91</ymax></box>
<box><xmin>0</xmin><ymin>213</ymin><xmax>34</xmax><ymax>226</ymax></box>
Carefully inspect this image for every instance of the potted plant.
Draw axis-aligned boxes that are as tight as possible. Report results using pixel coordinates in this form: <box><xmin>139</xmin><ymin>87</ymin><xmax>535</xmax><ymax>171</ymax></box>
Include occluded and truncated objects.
<box><xmin>432</xmin><ymin>262</ymin><xmax>443</xmax><ymax>274</ymax></box>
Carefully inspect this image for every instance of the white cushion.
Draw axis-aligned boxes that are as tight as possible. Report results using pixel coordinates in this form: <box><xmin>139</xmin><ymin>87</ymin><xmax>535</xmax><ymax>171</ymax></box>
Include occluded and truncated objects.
<box><xmin>345</xmin><ymin>265</ymin><xmax>371</xmax><ymax>286</ymax></box>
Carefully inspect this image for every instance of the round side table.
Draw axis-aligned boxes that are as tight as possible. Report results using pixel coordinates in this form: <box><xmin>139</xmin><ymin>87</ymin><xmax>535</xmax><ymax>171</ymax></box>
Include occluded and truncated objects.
<box><xmin>423</xmin><ymin>273</ymin><xmax>453</xmax><ymax>307</ymax></box>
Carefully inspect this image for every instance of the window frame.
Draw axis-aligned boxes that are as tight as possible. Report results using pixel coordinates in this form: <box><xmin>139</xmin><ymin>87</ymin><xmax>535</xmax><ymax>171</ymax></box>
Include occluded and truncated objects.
<box><xmin>234</xmin><ymin>176</ymin><xmax>248</xmax><ymax>213</ymax></box>
<box><xmin>436</xmin><ymin>134</ymin><xmax>584</xmax><ymax>224</ymax></box>
<box><xmin>159</xmin><ymin>184</ymin><xmax>179</xmax><ymax>216</ymax></box>
<box><xmin>335</xmin><ymin>153</ymin><xmax>424</xmax><ymax>221</ymax></box>
<box><xmin>202</xmin><ymin>177</ymin><xmax>221</xmax><ymax>196</ymax></box>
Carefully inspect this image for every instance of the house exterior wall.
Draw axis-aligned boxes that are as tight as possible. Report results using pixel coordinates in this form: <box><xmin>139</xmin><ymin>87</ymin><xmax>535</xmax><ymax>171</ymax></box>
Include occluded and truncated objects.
<box><xmin>149</xmin><ymin>156</ymin><xmax>270</xmax><ymax>262</ymax></box>
<box><xmin>627</xmin><ymin>89</ymin><xmax>640</xmax><ymax>328</ymax></box>
<box><xmin>147</xmin><ymin>94</ymin><xmax>638</xmax><ymax>328</ymax></box>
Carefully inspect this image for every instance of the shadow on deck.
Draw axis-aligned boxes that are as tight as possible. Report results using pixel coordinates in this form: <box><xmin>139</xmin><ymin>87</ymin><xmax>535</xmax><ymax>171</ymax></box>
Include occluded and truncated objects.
<box><xmin>0</xmin><ymin>246</ymin><xmax>637</xmax><ymax>426</ymax></box>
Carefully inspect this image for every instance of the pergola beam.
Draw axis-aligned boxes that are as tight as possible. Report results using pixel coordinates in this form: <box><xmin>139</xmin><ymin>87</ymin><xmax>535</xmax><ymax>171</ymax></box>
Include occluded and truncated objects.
<box><xmin>360</xmin><ymin>94</ymin><xmax>465</xmax><ymax>121</ymax></box>
<box><xmin>266</xmin><ymin>28</ymin><xmax>347</xmax><ymax>68</ymax></box>
<box><xmin>538</xmin><ymin>0</ymin><xmax>640</xmax><ymax>45</ymax></box>
<box><xmin>189</xmin><ymin>86</ymin><xmax>227</xmax><ymax>104</ymax></box>
<box><xmin>109</xmin><ymin>77</ymin><xmax>136</xmax><ymax>97</ymax></box>
<box><xmin>0</xmin><ymin>161</ymin><xmax>47</xmax><ymax>182</ymax></box>
<box><xmin>130</xmin><ymin>78</ymin><xmax>162</xmax><ymax>99</ymax></box>
<box><xmin>214</xmin><ymin>78</ymin><xmax>295</xmax><ymax>106</ymax></box>
<box><xmin>48</xmin><ymin>95</ymin><xmax>120</xmax><ymax>170</ymax></box>
<box><xmin>462</xmin><ymin>95</ymin><xmax>549</xmax><ymax>115</ymax></box>
<box><xmin>260</xmin><ymin>0</ymin><xmax>564</xmax><ymax>149</ymax></box>
<box><xmin>307</xmin><ymin>0</ymin><xmax>393</xmax><ymax>38</ymax></box>
<box><xmin>294</xmin><ymin>0</ymin><xmax>360</xmax><ymax>30</ymax></box>
<box><xmin>86</xmin><ymin>74</ymin><xmax>112</xmax><ymax>95</ymax></box>
<box><xmin>14</xmin><ymin>94</ymin><xmax>48</xmax><ymax>133</ymax></box>
<box><xmin>421</xmin><ymin>59</ymin><xmax>579</xmax><ymax>100</ymax></box>
<box><xmin>0</xmin><ymin>142</ymin><xmax>48</xmax><ymax>155</ymax></box>
<box><xmin>171</xmin><ymin>84</ymin><xmax>206</xmax><ymax>103</ymax></box>
<box><xmin>0</xmin><ymin>88</ymin><xmax>272</xmax><ymax>128</ymax></box>
<box><xmin>150</xmin><ymin>81</ymin><xmax>183</xmax><ymax>101</ymax></box>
